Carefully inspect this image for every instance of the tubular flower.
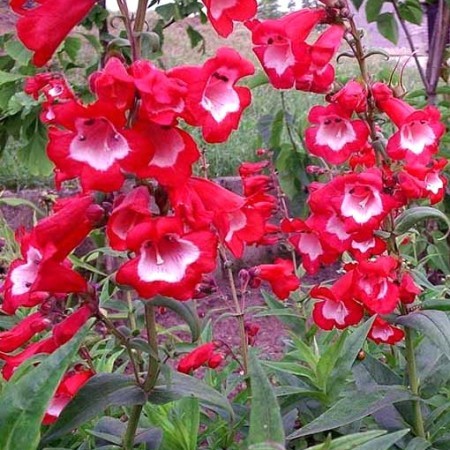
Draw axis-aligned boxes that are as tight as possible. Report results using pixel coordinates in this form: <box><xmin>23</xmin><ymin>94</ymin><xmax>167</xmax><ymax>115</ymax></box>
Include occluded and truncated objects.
<box><xmin>130</xmin><ymin>60</ymin><xmax>187</xmax><ymax>126</ymax></box>
<box><xmin>174</xmin><ymin>177</ymin><xmax>268</xmax><ymax>258</ymax></box>
<box><xmin>10</xmin><ymin>0</ymin><xmax>96</xmax><ymax>67</ymax></box>
<box><xmin>43</xmin><ymin>367</ymin><xmax>95</xmax><ymax>425</ymax></box>
<box><xmin>246</xmin><ymin>9</ymin><xmax>325</xmax><ymax>89</ymax></box>
<box><xmin>90</xmin><ymin>57</ymin><xmax>136</xmax><ymax>111</ymax></box>
<box><xmin>170</xmin><ymin>47</ymin><xmax>254</xmax><ymax>143</ymax></box>
<box><xmin>372</xmin><ymin>82</ymin><xmax>445</xmax><ymax>165</ymax></box>
<box><xmin>311</xmin><ymin>273</ymin><xmax>364</xmax><ymax>330</ymax></box>
<box><xmin>201</xmin><ymin>0</ymin><xmax>257</xmax><ymax>37</ymax></box>
<box><xmin>305</xmin><ymin>104</ymin><xmax>369</xmax><ymax>164</ymax></box>
<box><xmin>47</xmin><ymin>100</ymin><xmax>144</xmax><ymax>192</ymax></box>
<box><xmin>0</xmin><ymin>312</ymin><xmax>50</xmax><ymax>352</ymax></box>
<box><xmin>2</xmin><ymin>196</ymin><xmax>94</xmax><ymax>314</ymax></box>
<box><xmin>177</xmin><ymin>342</ymin><xmax>224</xmax><ymax>373</ymax></box>
<box><xmin>368</xmin><ymin>317</ymin><xmax>404</xmax><ymax>345</ymax></box>
<box><xmin>249</xmin><ymin>258</ymin><xmax>300</xmax><ymax>300</ymax></box>
<box><xmin>106</xmin><ymin>187</ymin><xmax>152</xmax><ymax>251</ymax></box>
<box><xmin>115</xmin><ymin>217</ymin><xmax>217</xmax><ymax>300</ymax></box>
<box><xmin>281</xmin><ymin>218</ymin><xmax>339</xmax><ymax>274</ymax></box>
<box><xmin>308</xmin><ymin>168</ymin><xmax>401</xmax><ymax>233</ymax></box>
<box><xmin>128</xmin><ymin>122</ymin><xmax>200</xmax><ymax>186</ymax></box>
<box><xmin>294</xmin><ymin>25</ymin><xmax>346</xmax><ymax>93</ymax></box>
<box><xmin>353</xmin><ymin>256</ymin><xmax>400</xmax><ymax>314</ymax></box>
<box><xmin>0</xmin><ymin>305</ymin><xmax>94</xmax><ymax>380</ymax></box>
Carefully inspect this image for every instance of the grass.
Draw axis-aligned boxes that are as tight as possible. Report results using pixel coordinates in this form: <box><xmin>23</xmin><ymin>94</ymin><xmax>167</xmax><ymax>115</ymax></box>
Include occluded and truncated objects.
<box><xmin>0</xmin><ymin>15</ymin><xmax>426</xmax><ymax>187</ymax></box>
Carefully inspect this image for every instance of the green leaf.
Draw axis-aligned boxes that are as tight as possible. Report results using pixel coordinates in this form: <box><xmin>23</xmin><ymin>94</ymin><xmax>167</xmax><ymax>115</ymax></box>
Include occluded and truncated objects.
<box><xmin>186</xmin><ymin>25</ymin><xmax>204</xmax><ymax>51</ymax></box>
<box><xmin>148</xmin><ymin>370</ymin><xmax>233</xmax><ymax>419</ymax></box>
<box><xmin>245</xmin><ymin>71</ymin><xmax>270</xmax><ymax>89</ymax></box>
<box><xmin>248</xmin><ymin>444</ymin><xmax>285</xmax><ymax>450</ymax></box>
<box><xmin>366</xmin><ymin>0</ymin><xmax>385</xmax><ymax>23</ymax></box>
<box><xmin>149</xmin><ymin>297</ymin><xmax>200</xmax><ymax>342</ymax></box>
<box><xmin>156</xmin><ymin>3</ymin><xmax>176</xmax><ymax>21</ymax></box>
<box><xmin>139</xmin><ymin>31</ymin><xmax>161</xmax><ymax>59</ymax></box>
<box><xmin>376</xmin><ymin>13</ymin><xmax>399</xmax><ymax>44</ymax></box>
<box><xmin>398</xmin><ymin>0</ymin><xmax>423</xmax><ymax>25</ymax></box>
<box><xmin>43</xmin><ymin>374</ymin><xmax>146</xmax><ymax>443</ymax></box>
<box><xmin>4</xmin><ymin>40</ymin><xmax>32</xmax><ymax>66</ymax></box>
<box><xmin>306</xmin><ymin>430</ymin><xmax>405</xmax><ymax>450</ymax></box>
<box><xmin>270</xmin><ymin>110</ymin><xmax>285</xmax><ymax>150</ymax></box>
<box><xmin>394</xmin><ymin>206</ymin><xmax>450</xmax><ymax>237</ymax></box>
<box><xmin>261</xmin><ymin>361</ymin><xmax>316</xmax><ymax>382</ymax></box>
<box><xmin>287</xmin><ymin>387</ymin><xmax>413</xmax><ymax>440</ymax></box>
<box><xmin>0</xmin><ymin>71</ymin><xmax>23</xmax><ymax>86</ymax></box>
<box><xmin>0</xmin><ymin>325</ymin><xmax>89</xmax><ymax>450</ymax></box>
<box><xmin>356</xmin><ymin>429</ymin><xmax>410</xmax><ymax>449</ymax></box>
<box><xmin>63</xmin><ymin>37</ymin><xmax>82</xmax><ymax>62</ymax></box>
<box><xmin>328</xmin><ymin>317</ymin><xmax>376</xmax><ymax>397</ymax></box>
<box><xmin>248</xmin><ymin>351</ymin><xmax>285</xmax><ymax>447</ymax></box>
<box><xmin>18</xmin><ymin>130</ymin><xmax>53</xmax><ymax>177</ymax></box>
<box><xmin>422</xmin><ymin>298</ymin><xmax>450</xmax><ymax>311</ymax></box>
<box><xmin>405</xmin><ymin>437</ymin><xmax>432</xmax><ymax>450</ymax></box>
<box><xmin>397</xmin><ymin>310</ymin><xmax>450</xmax><ymax>360</ymax></box>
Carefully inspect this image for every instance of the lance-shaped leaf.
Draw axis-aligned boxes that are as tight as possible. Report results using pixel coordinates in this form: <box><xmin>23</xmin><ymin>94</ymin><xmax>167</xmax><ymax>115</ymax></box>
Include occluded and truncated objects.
<box><xmin>43</xmin><ymin>374</ymin><xmax>146</xmax><ymax>443</ymax></box>
<box><xmin>394</xmin><ymin>206</ymin><xmax>450</xmax><ymax>237</ymax></box>
<box><xmin>148</xmin><ymin>370</ymin><xmax>233</xmax><ymax>419</ymax></box>
<box><xmin>149</xmin><ymin>297</ymin><xmax>201</xmax><ymax>342</ymax></box>
<box><xmin>287</xmin><ymin>387</ymin><xmax>413</xmax><ymax>440</ymax></box>
<box><xmin>248</xmin><ymin>351</ymin><xmax>285</xmax><ymax>447</ymax></box>
<box><xmin>397</xmin><ymin>310</ymin><xmax>450</xmax><ymax>360</ymax></box>
<box><xmin>306</xmin><ymin>429</ymin><xmax>408</xmax><ymax>450</ymax></box>
<box><xmin>0</xmin><ymin>325</ymin><xmax>89</xmax><ymax>450</ymax></box>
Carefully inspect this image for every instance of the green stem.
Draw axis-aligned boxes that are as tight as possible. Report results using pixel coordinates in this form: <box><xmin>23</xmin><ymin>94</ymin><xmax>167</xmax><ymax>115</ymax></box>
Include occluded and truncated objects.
<box><xmin>220</xmin><ymin>247</ymin><xmax>249</xmax><ymax>375</ymax></box>
<box><xmin>123</xmin><ymin>303</ymin><xmax>160</xmax><ymax>450</ymax></box>
<box><xmin>403</xmin><ymin>322</ymin><xmax>426</xmax><ymax>438</ymax></box>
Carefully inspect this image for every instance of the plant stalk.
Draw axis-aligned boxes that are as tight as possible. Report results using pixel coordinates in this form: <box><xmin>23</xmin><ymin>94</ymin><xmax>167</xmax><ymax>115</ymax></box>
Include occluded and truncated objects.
<box><xmin>403</xmin><ymin>322</ymin><xmax>426</xmax><ymax>438</ymax></box>
<box><xmin>219</xmin><ymin>247</ymin><xmax>249</xmax><ymax>375</ymax></box>
<box><xmin>123</xmin><ymin>303</ymin><xmax>160</xmax><ymax>450</ymax></box>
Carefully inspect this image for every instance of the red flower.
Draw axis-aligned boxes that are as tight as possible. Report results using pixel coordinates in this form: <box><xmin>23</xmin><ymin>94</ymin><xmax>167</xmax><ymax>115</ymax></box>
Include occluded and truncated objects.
<box><xmin>281</xmin><ymin>218</ymin><xmax>339</xmax><ymax>274</ymax></box>
<box><xmin>0</xmin><ymin>305</ymin><xmax>93</xmax><ymax>380</ymax></box>
<box><xmin>353</xmin><ymin>256</ymin><xmax>400</xmax><ymax>314</ymax></box>
<box><xmin>0</xmin><ymin>312</ymin><xmax>50</xmax><ymax>352</ymax></box>
<box><xmin>311</xmin><ymin>272</ymin><xmax>364</xmax><ymax>330</ymax></box>
<box><xmin>107</xmin><ymin>187</ymin><xmax>152</xmax><ymax>251</ymax></box>
<box><xmin>116</xmin><ymin>217</ymin><xmax>217</xmax><ymax>300</ymax></box>
<box><xmin>171</xmin><ymin>47</ymin><xmax>254</xmax><ymax>143</ymax></box>
<box><xmin>11</xmin><ymin>0</ymin><xmax>96</xmax><ymax>67</ymax></box>
<box><xmin>43</xmin><ymin>367</ymin><xmax>94</xmax><ymax>425</ymax></box>
<box><xmin>250</xmin><ymin>258</ymin><xmax>300</xmax><ymax>300</ymax></box>
<box><xmin>399</xmin><ymin>272</ymin><xmax>421</xmax><ymax>304</ymax></box>
<box><xmin>294</xmin><ymin>25</ymin><xmax>345</xmax><ymax>93</ymax></box>
<box><xmin>398</xmin><ymin>159</ymin><xmax>448</xmax><ymax>205</ymax></box>
<box><xmin>201</xmin><ymin>0</ymin><xmax>257</xmax><ymax>37</ymax></box>
<box><xmin>177</xmin><ymin>342</ymin><xmax>223</xmax><ymax>373</ymax></box>
<box><xmin>368</xmin><ymin>317</ymin><xmax>404</xmax><ymax>345</ymax></box>
<box><xmin>247</xmin><ymin>9</ymin><xmax>325</xmax><ymax>89</ymax></box>
<box><xmin>305</xmin><ymin>104</ymin><xmax>369</xmax><ymax>164</ymax></box>
<box><xmin>330</xmin><ymin>80</ymin><xmax>367</xmax><ymax>114</ymax></box>
<box><xmin>128</xmin><ymin>123</ymin><xmax>200</xmax><ymax>186</ymax></box>
<box><xmin>186</xmin><ymin>177</ymin><xmax>268</xmax><ymax>257</ymax></box>
<box><xmin>372</xmin><ymin>83</ymin><xmax>445</xmax><ymax>164</ymax></box>
<box><xmin>90</xmin><ymin>57</ymin><xmax>136</xmax><ymax>111</ymax></box>
<box><xmin>2</xmin><ymin>196</ymin><xmax>94</xmax><ymax>314</ymax></box>
<box><xmin>130</xmin><ymin>60</ymin><xmax>187</xmax><ymax>126</ymax></box>
<box><xmin>308</xmin><ymin>169</ymin><xmax>400</xmax><ymax>233</ymax></box>
<box><xmin>47</xmin><ymin>100</ymin><xmax>145</xmax><ymax>192</ymax></box>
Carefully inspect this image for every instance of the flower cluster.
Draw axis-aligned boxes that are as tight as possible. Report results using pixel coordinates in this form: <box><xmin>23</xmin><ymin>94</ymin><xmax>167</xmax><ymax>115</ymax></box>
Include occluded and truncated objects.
<box><xmin>283</xmin><ymin>78</ymin><xmax>446</xmax><ymax>344</ymax></box>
